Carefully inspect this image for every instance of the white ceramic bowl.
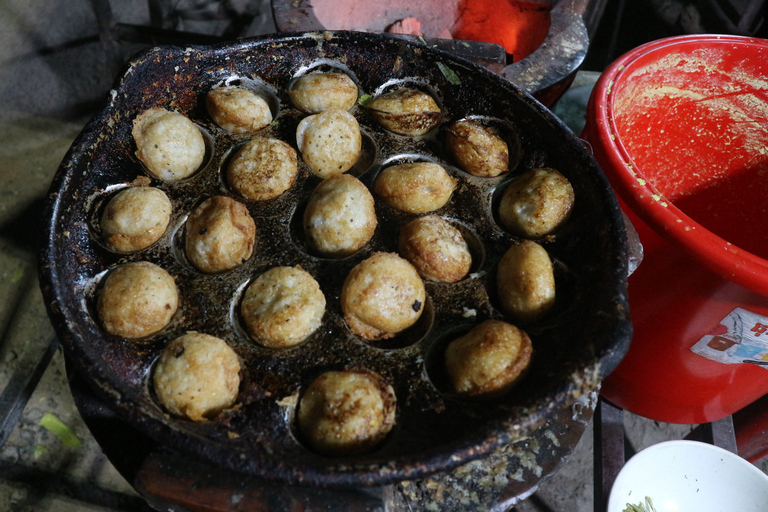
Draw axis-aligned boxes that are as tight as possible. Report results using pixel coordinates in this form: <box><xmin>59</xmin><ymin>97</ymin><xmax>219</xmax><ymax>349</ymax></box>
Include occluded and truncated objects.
<box><xmin>608</xmin><ymin>440</ymin><xmax>768</xmax><ymax>512</ymax></box>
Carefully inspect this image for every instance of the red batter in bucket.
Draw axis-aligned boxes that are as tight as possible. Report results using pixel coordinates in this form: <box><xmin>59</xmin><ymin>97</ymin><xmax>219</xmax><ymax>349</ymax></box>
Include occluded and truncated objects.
<box><xmin>583</xmin><ymin>35</ymin><xmax>768</xmax><ymax>424</ymax></box>
<box><xmin>613</xmin><ymin>46</ymin><xmax>768</xmax><ymax>259</ymax></box>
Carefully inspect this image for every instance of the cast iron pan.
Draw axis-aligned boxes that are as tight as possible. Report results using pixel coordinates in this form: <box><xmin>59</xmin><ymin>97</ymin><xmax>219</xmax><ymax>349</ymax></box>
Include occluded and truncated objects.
<box><xmin>39</xmin><ymin>31</ymin><xmax>631</xmax><ymax>488</ymax></box>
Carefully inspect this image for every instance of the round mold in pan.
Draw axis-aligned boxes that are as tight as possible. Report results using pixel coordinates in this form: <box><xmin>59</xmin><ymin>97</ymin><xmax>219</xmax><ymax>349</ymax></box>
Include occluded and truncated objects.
<box><xmin>39</xmin><ymin>30</ymin><xmax>631</xmax><ymax>488</ymax></box>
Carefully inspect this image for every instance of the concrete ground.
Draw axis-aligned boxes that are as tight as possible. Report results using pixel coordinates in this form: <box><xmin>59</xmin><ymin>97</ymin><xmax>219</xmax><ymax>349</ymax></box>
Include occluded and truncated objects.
<box><xmin>0</xmin><ymin>1</ymin><xmax>766</xmax><ymax>511</ymax></box>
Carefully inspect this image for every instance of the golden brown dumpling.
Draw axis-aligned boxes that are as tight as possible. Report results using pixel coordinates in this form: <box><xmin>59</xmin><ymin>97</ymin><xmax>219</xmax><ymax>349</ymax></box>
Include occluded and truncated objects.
<box><xmin>445</xmin><ymin>319</ymin><xmax>532</xmax><ymax>397</ymax></box>
<box><xmin>97</xmin><ymin>261</ymin><xmax>178</xmax><ymax>339</ymax></box>
<box><xmin>153</xmin><ymin>332</ymin><xmax>241</xmax><ymax>421</ymax></box>
<box><xmin>185</xmin><ymin>196</ymin><xmax>256</xmax><ymax>274</ymax></box>
<box><xmin>100</xmin><ymin>186</ymin><xmax>172</xmax><ymax>253</ymax></box>
<box><xmin>374</xmin><ymin>162</ymin><xmax>457</xmax><ymax>214</ymax></box>
<box><xmin>367</xmin><ymin>88</ymin><xmax>442</xmax><ymax>136</ymax></box>
<box><xmin>445</xmin><ymin>119</ymin><xmax>509</xmax><ymax>177</ymax></box>
<box><xmin>288</xmin><ymin>72</ymin><xmax>358</xmax><ymax>113</ymax></box>
<box><xmin>496</xmin><ymin>240</ymin><xmax>555</xmax><ymax>323</ymax></box>
<box><xmin>240</xmin><ymin>266</ymin><xmax>326</xmax><ymax>348</ymax></box>
<box><xmin>227</xmin><ymin>137</ymin><xmax>297</xmax><ymax>201</ymax></box>
<box><xmin>341</xmin><ymin>252</ymin><xmax>426</xmax><ymax>340</ymax></box>
<box><xmin>297</xmin><ymin>370</ymin><xmax>396</xmax><ymax>455</ymax></box>
<box><xmin>498</xmin><ymin>167</ymin><xmax>574</xmax><ymax>238</ymax></box>
<box><xmin>206</xmin><ymin>86</ymin><xmax>273</xmax><ymax>133</ymax></box>
<box><xmin>132</xmin><ymin>108</ymin><xmax>205</xmax><ymax>181</ymax></box>
<box><xmin>303</xmin><ymin>174</ymin><xmax>377</xmax><ymax>258</ymax></box>
<box><xmin>296</xmin><ymin>108</ymin><xmax>362</xmax><ymax>178</ymax></box>
<box><xmin>398</xmin><ymin>215</ymin><xmax>471</xmax><ymax>283</ymax></box>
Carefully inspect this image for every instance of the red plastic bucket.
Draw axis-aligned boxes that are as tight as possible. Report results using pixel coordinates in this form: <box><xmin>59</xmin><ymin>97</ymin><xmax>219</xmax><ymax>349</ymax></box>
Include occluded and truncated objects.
<box><xmin>582</xmin><ymin>35</ymin><xmax>768</xmax><ymax>424</ymax></box>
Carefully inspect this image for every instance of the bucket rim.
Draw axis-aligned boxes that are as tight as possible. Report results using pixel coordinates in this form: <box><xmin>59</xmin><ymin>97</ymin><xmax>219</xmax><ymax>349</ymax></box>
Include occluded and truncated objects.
<box><xmin>589</xmin><ymin>34</ymin><xmax>768</xmax><ymax>296</ymax></box>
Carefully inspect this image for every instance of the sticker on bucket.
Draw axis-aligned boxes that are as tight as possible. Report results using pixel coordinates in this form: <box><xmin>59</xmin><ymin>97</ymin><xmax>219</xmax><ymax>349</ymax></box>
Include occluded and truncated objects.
<box><xmin>692</xmin><ymin>308</ymin><xmax>768</xmax><ymax>368</ymax></box>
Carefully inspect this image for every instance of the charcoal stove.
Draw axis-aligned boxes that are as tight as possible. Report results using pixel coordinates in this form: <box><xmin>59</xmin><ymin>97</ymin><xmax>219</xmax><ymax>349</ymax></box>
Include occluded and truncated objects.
<box><xmin>271</xmin><ymin>0</ymin><xmax>593</xmax><ymax>106</ymax></box>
